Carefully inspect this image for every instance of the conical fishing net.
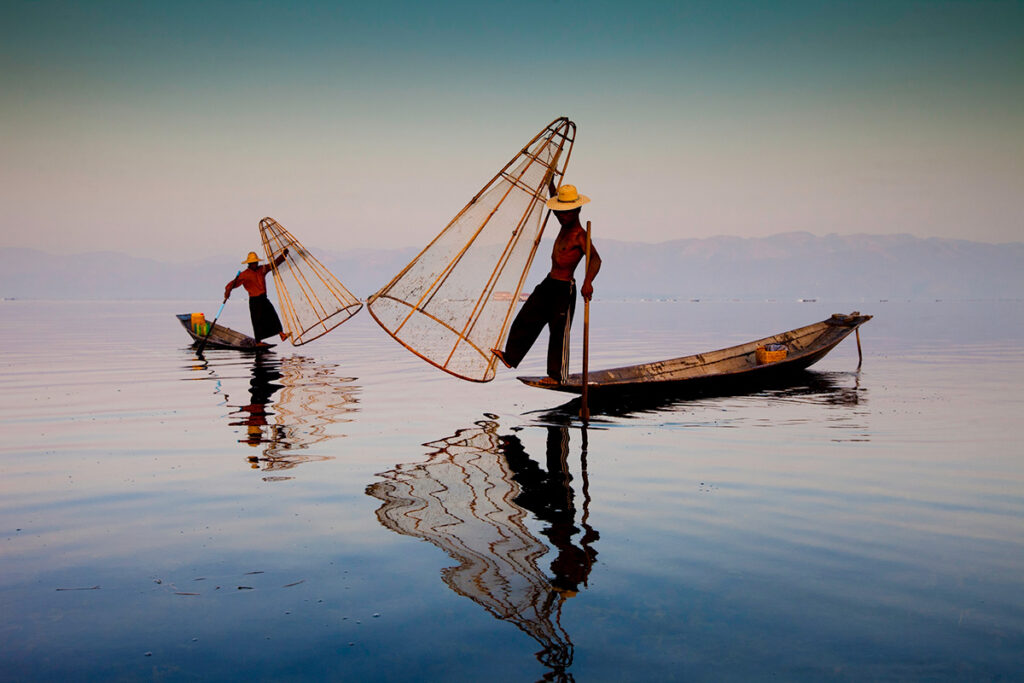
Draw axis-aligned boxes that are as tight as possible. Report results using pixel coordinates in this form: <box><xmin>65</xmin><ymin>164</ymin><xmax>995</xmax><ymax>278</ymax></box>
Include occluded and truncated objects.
<box><xmin>260</xmin><ymin>217</ymin><xmax>362</xmax><ymax>345</ymax></box>
<box><xmin>367</xmin><ymin>117</ymin><xmax>576</xmax><ymax>382</ymax></box>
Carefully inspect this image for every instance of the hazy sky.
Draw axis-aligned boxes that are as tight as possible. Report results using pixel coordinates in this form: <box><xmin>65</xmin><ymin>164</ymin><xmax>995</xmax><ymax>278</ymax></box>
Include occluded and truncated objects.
<box><xmin>2</xmin><ymin>0</ymin><xmax>1021</xmax><ymax>260</ymax></box>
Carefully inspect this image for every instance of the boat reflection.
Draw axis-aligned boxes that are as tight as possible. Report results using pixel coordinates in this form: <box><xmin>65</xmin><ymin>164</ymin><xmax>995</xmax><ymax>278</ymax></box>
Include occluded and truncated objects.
<box><xmin>536</xmin><ymin>369</ymin><xmax>867</xmax><ymax>420</ymax></box>
<box><xmin>189</xmin><ymin>351</ymin><xmax>360</xmax><ymax>478</ymax></box>
<box><xmin>367</xmin><ymin>419</ymin><xmax>597</xmax><ymax>681</ymax></box>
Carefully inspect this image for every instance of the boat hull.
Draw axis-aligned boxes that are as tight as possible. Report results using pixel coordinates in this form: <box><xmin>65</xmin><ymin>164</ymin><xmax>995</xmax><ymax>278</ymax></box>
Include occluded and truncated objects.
<box><xmin>176</xmin><ymin>314</ymin><xmax>275</xmax><ymax>351</ymax></box>
<box><xmin>518</xmin><ymin>312</ymin><xmax>870</xmax><ymax>394</ymax></box>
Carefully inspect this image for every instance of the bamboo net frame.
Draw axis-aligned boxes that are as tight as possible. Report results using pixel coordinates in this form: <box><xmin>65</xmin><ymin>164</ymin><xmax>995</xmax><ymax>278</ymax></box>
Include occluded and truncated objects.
<box><xmin>260</xmin><ymin>217</ymin><xmax>363</xmax><ymax>345</ymax></box>
<box><xmin>367</xmin><ymin>117</ymin><xmax>577</xmax><ymax>382</ymax></box>
<box><xmin>366</xmin><ymin>420</ymin><xmax>577</xmax><ymax>672</ymax></box>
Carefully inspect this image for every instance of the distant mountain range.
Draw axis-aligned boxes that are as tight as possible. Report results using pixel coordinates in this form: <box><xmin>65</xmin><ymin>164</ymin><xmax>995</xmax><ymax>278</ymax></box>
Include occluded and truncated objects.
<box><xmin>2</xmin><ymin>233</ymin><xmax>1021</xmax><ymax>301</ymax></box>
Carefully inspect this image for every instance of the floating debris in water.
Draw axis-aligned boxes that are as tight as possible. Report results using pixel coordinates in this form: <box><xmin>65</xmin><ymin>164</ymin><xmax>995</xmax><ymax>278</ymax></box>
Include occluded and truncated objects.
<box><xmin>283</xmin><ymin>580</ymin><xmax>305</xmax><ymax>587</ymax></box>
<box><xmin>56</xmin><ymin>586</ymin><xmax>100</xmax><ymax>591</ymax></box>
<box><xmin>237</xmin><ymin>586</ymin><xmax>254</xmax><ymax>590</ymax></box>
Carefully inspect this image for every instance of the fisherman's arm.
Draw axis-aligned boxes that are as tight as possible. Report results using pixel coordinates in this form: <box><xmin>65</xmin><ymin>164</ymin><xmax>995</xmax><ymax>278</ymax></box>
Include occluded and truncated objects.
<box><xmin>224</xmin><ymin>274</ymin><xmax>241</xmax><ymax>300</ymax></box>
<box><xmin>580</xmin><ymin>239</ymin><xmax>601</xmax><ymax>301</ymax></box>
<box><xmin>273</xmin><ymin>248</ymin><xmax>289</xmax><ymax>267</ymax></box>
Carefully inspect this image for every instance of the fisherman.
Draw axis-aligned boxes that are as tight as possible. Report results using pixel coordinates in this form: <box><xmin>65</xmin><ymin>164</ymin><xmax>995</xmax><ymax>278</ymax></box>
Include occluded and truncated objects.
<box><xmin>491</xmin><ymin>184</ymin><xmax>601</xmax><ymax>385</ymax></box>
<box><xmin>225</xmin><ymin>250</ymin><xmax>292</xmax><ymax>344</ymax></box>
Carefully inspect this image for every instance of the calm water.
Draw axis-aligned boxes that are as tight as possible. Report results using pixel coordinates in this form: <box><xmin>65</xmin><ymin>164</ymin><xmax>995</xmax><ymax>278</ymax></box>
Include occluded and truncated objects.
<box><xmin>1</xmin><ymin>299</ymin><xmax>1022</xmax><ymax>681</ymax></box>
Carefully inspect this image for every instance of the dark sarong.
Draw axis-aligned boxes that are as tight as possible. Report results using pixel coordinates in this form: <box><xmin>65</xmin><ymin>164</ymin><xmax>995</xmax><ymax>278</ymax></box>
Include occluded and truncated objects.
<box><xmin>502</xmin><ymin>276</ymin><xmax>575</xmax><ymax>381</ymax></box>
<box><xmin>249</xmin><ymin>293</ymin><xmax>284</xmax><ymax>341</ymax></box>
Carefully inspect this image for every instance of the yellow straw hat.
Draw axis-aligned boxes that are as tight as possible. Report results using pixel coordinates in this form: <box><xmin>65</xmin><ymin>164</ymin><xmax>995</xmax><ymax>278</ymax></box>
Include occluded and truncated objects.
<box><xmin>545</xmin><ymin>184</ymin><xmax>590</xmax><ymax>211</ymax></box>
<box><xmin>242</xmin><ymin>251</ymin><xmax>261</xmax><ymax>264</ymax></box>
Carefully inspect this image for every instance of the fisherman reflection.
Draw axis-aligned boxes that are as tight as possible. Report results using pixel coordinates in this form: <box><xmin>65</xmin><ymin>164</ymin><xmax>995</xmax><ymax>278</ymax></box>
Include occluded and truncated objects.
<box><xmin>501</xmin><ymin>427</ymin><xmax>598</xmax><ymax>598</ymax></box>
<box><xmin>228</xmin><ymin>354</ymin><xmax>285</xmax><ymax>463</ymax></box>
<box><xmin>225</xmin><ymin>355</ymin><xmax>359</xmax><ymax>475</ymax></box>
<box><xmin>367</xmin><ymin>420</ymin><xmax>597</xmax><ymax>681</ymax></box>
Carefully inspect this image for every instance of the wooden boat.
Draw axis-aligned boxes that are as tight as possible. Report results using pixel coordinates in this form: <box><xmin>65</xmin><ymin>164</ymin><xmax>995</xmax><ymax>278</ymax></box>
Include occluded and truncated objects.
<box><xmin>518</xmin><ymin>312</ymin><xmax>871</xmax><ymax>394</ymax></box>
<box><xmin>176</xmin><ymin>314</ymin><xmax>275</xmax><ymax>351</ymax></box>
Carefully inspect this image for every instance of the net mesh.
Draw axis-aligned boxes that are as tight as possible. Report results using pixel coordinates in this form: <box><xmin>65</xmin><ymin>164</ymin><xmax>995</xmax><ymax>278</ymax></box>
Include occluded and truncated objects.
<box><xmin>260</xmin><ymin>217</ymin><xmax>363</xmax><ymax>345</ymax></box>
<box><xmin>367</xmin><ymin>117</ymin><xmax>576</xmax><ymax>382</ymax></box>
<box><xmin>366</xmin><ymin>420</ymin><xmax>575</xmax><ymax>671</ymax></box>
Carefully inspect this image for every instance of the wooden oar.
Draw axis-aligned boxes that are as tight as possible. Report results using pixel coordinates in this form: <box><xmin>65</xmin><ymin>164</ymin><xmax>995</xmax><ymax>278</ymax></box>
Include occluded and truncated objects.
<box><xmin>196</xmin><ymin>271</ymin><xmax>239</xmax><ymax>354</ymax></box>
<box><xmin>580</xmin><ymin>221</ymin><xmax>592</xmax><ymax>422</ymax></box>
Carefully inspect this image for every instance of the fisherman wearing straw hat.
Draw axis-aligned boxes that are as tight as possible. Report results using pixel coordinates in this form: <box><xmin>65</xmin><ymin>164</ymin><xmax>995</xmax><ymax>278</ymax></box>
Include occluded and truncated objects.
<box><xmin>492</xmin><ymin>184</ymin><xmax>601</xmax><ymax>385</ymax></box>
<box><xmin>225</xmin><ymin>250</ymin><xmax>292</xmax><ymax>344</ymax></box>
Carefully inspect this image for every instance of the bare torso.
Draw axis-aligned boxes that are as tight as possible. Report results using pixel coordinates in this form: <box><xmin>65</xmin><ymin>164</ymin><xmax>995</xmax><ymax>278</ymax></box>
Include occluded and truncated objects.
<box><xmin>544</xmin><ymin>204</ymin><xmax>601</xmax><ymax>301</ymax></box>
<box><xmin>549</xmin><ymin>225</ymin><xmax>587</xmax><ymax>281</ymax></box>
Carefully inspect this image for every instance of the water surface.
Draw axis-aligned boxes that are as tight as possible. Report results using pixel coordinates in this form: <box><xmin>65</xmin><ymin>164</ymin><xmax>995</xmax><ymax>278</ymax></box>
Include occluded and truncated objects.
<box><xmin>1</xmin><ymin>299</ymin><xmax>1022</xmax><ymax>681</ymax></box>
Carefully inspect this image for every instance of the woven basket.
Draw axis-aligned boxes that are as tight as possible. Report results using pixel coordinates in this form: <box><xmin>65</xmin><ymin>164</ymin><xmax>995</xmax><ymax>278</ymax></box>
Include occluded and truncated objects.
<box><xmin>755</xmin><ymin>344</ymin><xmax>788</xmax><ymax>364</ymax></box>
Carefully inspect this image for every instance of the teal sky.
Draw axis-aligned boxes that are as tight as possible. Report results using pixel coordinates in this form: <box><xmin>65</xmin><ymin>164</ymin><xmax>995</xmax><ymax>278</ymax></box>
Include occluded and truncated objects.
<box><xmin>2</xmin><ymin>0</ymin><xmax>1022</xmax><ymax>259</ymax></box>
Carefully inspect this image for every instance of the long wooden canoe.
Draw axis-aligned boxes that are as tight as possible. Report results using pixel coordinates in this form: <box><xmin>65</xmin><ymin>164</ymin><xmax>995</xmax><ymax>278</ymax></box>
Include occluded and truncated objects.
<box><xmin>518</xmin><ymin>312</ymin><xmax>871</xmax><ymax>394</ymax></box>
<box><xmin>176</xmin><ymin>313</ymin><xmax>275</xmax><ymax>351</ymax></box>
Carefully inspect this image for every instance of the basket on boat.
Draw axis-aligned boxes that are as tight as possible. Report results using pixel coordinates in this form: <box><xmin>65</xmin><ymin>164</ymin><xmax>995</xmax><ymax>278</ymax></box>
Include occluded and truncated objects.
<box><xmin>755</xmin><ymin>343</ymin><xmax>788</xmax><ymax>364</ymax></box>
<box><xmin>190</xmin><ymin>312</ymin><xmax>209</xmax><ymax>336</ymax></box>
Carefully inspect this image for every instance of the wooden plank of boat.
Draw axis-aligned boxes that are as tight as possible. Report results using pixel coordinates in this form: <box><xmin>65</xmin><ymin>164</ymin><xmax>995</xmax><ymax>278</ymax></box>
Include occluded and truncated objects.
<box><xmin>518</xmin><ymin>312</ymin><xmax>871</xmax><ymax>394</ymax></box>
<box><xmin>176</xmin><ymin>314</ymin><xmax>275</xmax><ymax>351</ymax></box>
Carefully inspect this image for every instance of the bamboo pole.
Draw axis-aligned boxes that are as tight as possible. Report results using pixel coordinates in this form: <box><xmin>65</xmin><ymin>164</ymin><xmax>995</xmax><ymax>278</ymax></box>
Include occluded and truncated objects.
<box><xmin>579</xmin><ymin>422</ymin><xmax>595</xmax><ymax>582</ymax></box>
<box><xmin>199</xmin><ymin>267</ymin><xmax>240</xmax><ymax>353</ymax></box>
<box><xmin>580</xmin><ymin>220</ymin><xmax>591</xmax><ymax>422</ymax></box>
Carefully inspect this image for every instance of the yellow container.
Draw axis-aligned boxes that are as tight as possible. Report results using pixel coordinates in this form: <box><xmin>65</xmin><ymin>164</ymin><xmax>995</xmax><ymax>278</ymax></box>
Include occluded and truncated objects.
<box><xmin>755</xmin><ymin>344</ymin><xmax>788</xmax><ymax>364</ymax></box>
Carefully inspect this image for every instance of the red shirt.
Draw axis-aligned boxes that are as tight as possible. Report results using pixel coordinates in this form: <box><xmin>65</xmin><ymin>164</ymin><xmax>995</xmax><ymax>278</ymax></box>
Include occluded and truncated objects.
<box><xmin>226</xmin><ymin>264</ymin><xmax>272</xmax><ymax>298</ymax></box>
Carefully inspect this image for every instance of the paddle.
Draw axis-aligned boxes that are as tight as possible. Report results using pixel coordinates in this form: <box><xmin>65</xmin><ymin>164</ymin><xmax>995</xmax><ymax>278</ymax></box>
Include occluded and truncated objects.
<box><xmin>196</xmin><ymin>270</ymin><xmax>239</xmax><ymax>354</ymax></box>
<box><xmin>580</xmin><ymin>221</ymin><xmax>592</xmax><ymax>422</ymax></box>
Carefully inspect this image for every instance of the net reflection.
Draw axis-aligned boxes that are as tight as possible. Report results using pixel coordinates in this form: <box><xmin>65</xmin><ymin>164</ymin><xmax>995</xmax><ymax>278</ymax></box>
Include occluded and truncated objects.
<box><xmin>209</xmin><ymin>353</ymin><xmax>359</xmax><ymax>477</ymax></box>
<box><xmin>367</xmin><ymin>420</ymin><xmax>597</xmax><ymax>681</ymax></box>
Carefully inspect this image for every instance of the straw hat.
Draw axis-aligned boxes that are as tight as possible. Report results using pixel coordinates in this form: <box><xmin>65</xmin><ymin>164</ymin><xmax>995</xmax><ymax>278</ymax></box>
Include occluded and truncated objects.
<box><xmin>242</xmin><ymin>251</ymin><xmax>261</xmax><ymax>264</ymax></box>
<box><xmin>546</xmin><ymin>184</ymin><xmax>590</xmax><ymax>211</ymax></box>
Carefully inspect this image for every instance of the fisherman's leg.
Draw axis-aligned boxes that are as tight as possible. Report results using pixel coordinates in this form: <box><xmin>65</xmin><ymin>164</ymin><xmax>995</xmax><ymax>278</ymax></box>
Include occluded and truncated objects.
<box><xmin>262</xmin><ymin>301</ymin><xmax>284</xmax><ymax>341</ymax></box>
<box><xmin>501</xmin><ymin>284</ymin><xmax>551</xmax><ymax>367</ymax></box>
<box><xmin>249</xmin><ymin>297</ymin><xmax>262</xmax><ymax>339</ymax></box>
<box><xmin>545</xmin><ymin>281</ymin><xmax>576</xmax><ymax>381</ymax></box>
<box><xmin>250</xmin><ymin>295</ymin><xmax>284</xmax><ymax>341</ymax></box>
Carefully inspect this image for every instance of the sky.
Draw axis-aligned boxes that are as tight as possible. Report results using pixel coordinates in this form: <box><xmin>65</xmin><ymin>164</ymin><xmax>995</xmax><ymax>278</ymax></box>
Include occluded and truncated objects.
<box><xmin>1</xmin><ymin>0</ymin><xmax>1022</xmax><ymax>261</ymax></box>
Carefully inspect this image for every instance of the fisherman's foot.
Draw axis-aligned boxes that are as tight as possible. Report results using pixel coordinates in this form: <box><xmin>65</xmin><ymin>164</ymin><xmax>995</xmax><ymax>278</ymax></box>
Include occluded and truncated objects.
<box><xmin>491</xmin><ymin>348</ymin><xmax>512</xmax><ymax>369</ymax></box>
<box><xmin>280</xmin><ymin>331</ymin><xmax>291</xmax><ymax>341</ymax></box>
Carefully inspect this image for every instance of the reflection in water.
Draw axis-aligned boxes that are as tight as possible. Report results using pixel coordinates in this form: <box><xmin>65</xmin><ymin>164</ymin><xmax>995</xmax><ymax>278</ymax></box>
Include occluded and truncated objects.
<box><xmin>367</xmin><ymin>420</ymin><xmax>597</xmax><ymax>681</ymax></box>
<box><xmin>536</xmin><ymin>369</ymin><xmax>868</xmax><ymax>422</ymax></box>
<box><xmin>230</xmin><ymin>353</ymin><xmax>285</xmax><ymax>451</ymax></box>
<box><xmin>190</xmin><ymin>351</ymin><xmax>360</xmax><ymax>478</ymax></box>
